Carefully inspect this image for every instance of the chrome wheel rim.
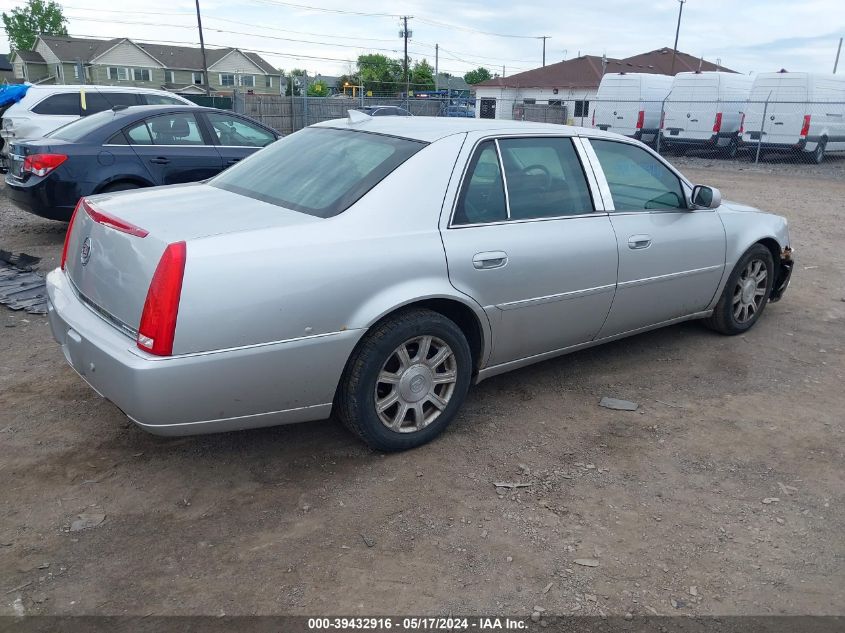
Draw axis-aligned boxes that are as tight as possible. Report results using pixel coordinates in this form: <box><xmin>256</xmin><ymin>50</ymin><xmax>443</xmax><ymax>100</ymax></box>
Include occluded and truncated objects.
<box><xmin>374</xmin><ymin>335</ymin><xmax>457</xmax><ymax>433</ymax></box>
<box><xmin>733</xmin><ymin>258</ymin><xmax>768</xmax><ymax>323</ymax></box>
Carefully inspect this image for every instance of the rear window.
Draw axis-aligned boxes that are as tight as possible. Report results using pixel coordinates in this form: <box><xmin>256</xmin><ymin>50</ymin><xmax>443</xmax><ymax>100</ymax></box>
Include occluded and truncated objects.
<box><xmin>47</xmin><ymin>110</ymin><xmax>116</xmax><ymax>141</ymax></box>
<box><xmin>209</xmin><ymin>127</ymin><xmax>427</xmax><ymax>218</ymax></box>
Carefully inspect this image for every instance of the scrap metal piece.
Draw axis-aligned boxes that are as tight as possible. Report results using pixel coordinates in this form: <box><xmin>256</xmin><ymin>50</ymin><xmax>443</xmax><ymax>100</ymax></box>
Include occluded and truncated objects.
<box><xmin>0</xmin><ymin>254</ymin><xmax>47</xmax><ymax>314</ymax></box>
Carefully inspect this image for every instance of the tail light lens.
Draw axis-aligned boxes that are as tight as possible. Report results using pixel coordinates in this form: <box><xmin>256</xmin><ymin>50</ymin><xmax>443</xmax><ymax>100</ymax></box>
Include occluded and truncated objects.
<box><xmin>137</xmin><ymin>242</ymin><xmax>187</xmax><ymax>356</ymax></box>
<box><xmin>82</xmin><ymin>198</ymin><xmax>148</xmax><ymax>238</ymax></box>
<box><xmin>713</xmin><ymin>112</ymin><xmax>723</xmax><ymax>133</ymax></box>
<box><xmin>659</xmin><ymin>110</ymin><xmax>666</xmax><ymax>129</ymax></box>
<box><xmin>591</xmin><ymin>111</ymin><xmax>596</xmax><ymax>127</ymax></box>
<box><xmin>23</xmin><ymin>153</ymin><xmax>67</xmax><ymax>177</ymax></box>
<box><xmin>60</xmin><ymin>198</ymin><xmax>83</xmax><ymax>271</ymax></box>
<box><xmin>636</xmin><ymin>110</ymin><xmax>645</xmax><ymax>129</ymax></box>
<box><xmin>739</xmin><ymin>113</ymin><xmax>745</xmax><ymax>134</ymax></box>
<box><xmin>800</xmin><ymin>115</ymin><xmax>811</xmax><ymax>137</ymax></box>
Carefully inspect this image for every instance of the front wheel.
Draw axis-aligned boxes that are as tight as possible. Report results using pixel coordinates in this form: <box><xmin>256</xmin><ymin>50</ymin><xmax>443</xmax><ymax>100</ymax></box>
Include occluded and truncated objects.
<box><xmin>336</xmin><ymin>309</ymin><xmax>472</xmax><ymax>451</ymax></box>
<box><xmin>704</xmin><ymin>244</ymin><xmax>774</xmax><ymax>335</ymax></box>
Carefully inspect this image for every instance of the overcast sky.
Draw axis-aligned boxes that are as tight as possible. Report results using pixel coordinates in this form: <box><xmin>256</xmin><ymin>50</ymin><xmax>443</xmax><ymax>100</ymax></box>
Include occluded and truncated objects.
<box><xmin>1</xmin><ymin>0</ymin><xmax>842</xmax><ymax>79</ymax></box>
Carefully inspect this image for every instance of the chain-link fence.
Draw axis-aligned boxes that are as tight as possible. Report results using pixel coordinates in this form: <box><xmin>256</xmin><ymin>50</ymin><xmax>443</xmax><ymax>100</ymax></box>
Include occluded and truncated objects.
<box><xmin>239</xmin><ymin>92</ymin><xmax>843</xmax><ymax>166</ymax></box>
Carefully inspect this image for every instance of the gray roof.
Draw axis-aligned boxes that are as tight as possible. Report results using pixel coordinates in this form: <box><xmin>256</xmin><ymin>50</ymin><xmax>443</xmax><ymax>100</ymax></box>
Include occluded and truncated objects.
<box><xmin>12</xmin><ymin>50</ymin><xmax>46</xmax><ymax>63</ymax></box>
<box><xmin>436</xmin><ymin>73</ymin><xmax>470</xmax><ymax>91</ymax></box>
<box><xmin>35</xmin><ymin>35</ymin><xmax>277</xmax><ymax>74</ymax></box>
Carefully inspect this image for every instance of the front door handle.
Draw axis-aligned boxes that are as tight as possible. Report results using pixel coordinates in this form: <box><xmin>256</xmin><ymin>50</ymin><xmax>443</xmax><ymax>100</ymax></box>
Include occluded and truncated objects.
<box><xmin>627</xmin><ymin>235</ymin><xmax>652</xmax><ymax>250</ymax></box>
<box><xmin>150</xmin><ymin>157</ymin><xmax>170</xmax><ymax>165</ymax></box>
<box><xmin>472</xmin><ymin>251</ymin><xmax>508</xmax><ymax>270</ymax></box>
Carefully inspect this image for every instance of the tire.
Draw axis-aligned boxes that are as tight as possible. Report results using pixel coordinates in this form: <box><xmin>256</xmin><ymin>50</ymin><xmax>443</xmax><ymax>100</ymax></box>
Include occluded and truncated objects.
<box><xmin>335</xmin><ymin>308</ymin><xmax>472</xmax><ymax>452</ymax></box>
<box><xmin>807</xmin><ymin>138</ymin><xmax>826</xmax><ymax>164</ymax></box>
<box><xmin>704</xmin><ymin>244</ymin><xmax>775</xmax><ymax>335</ymax></box>
<box><xmin>100</xmin><ymin>182</ymin><xmax>141</xmax><ymax>193</ymax></box>
<box><xmin>723</xmin><ymin>136</ymin><xmax>739</xmax><ymax>159</ymax></box>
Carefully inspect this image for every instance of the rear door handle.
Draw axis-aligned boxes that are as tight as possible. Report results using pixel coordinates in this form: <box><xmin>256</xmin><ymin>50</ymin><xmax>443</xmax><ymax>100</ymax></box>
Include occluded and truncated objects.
<box><xmin>627</xmin><ymin>235</ymin><xmax>652</xmax><ymax>250</ymax></box>
<box><xmin>472</xmin><ymin>251</ymin><xmax>508</xmax><ymax>269</ymax></box>
<box><xmin>149</xmin><ymin>157</ymin><xmax>170</xmax><ymax>165</ymax></box>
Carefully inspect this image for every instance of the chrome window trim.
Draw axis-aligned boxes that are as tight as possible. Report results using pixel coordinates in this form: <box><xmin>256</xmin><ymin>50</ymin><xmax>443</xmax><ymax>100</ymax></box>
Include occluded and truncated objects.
<box><xmin>102</xmin><ymin>143</ymin><xmax>214</xmax><ymax>148</ymax></box>
<box><xmin>492</xmin><ymin>138</ymin><xmax>511</xmax><ymax>220</ymax></box>
<box><xmin>448</xmin><ymin>134</ymin><xmax>605</xmax><ymax>229</ymax></box>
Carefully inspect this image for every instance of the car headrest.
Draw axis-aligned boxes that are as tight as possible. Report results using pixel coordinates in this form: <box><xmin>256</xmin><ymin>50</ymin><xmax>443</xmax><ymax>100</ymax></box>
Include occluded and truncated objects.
<box><xmin>170</xmin><ymin>117</ymin><xmax>190</xmax><ymax>137</ymax></box>
<box><xmin>149</xmin><ymin>117</ymin><xmax>173</xmax><ymax>135</ymax></box>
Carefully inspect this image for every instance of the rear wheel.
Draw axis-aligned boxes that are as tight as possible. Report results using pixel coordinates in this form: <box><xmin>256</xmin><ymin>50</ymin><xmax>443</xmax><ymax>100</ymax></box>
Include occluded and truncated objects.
<box><xmin>807</xmin><ymin>138</ymin><xmax>826</xmax><ymax>164</ymax></box>
<box><xmin>704</xmin><ymin>244</ymin><xmax>774</xmax><ymax>335</ymax></box>
<box><xmin>723</xmin><ymin>136</ymin><xmax>739</xmax><ymax>159</ymax></box>
<box><xmin>336</xmin><ymin>309</ymin><xmax>472</xmax><ymax>451</ymax></box>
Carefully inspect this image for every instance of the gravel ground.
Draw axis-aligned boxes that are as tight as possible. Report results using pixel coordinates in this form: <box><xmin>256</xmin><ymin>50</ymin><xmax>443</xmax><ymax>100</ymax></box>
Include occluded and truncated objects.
<box><xmin>0</xmin><ymin>164</ymin><xmax>843</xmax><ymax>619</ymax></box>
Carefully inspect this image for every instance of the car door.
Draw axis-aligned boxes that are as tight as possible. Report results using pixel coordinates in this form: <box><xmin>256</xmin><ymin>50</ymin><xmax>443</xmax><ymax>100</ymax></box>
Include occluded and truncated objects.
<box><xmin>441</xmin><ymin>135</ymin><xmax>619</xmax><ymax>367</ymax></box>
<box><xmin>585</xmin><ymin>138</ymin><xmax>726</xmax><ymax>338</ymax></box>
<box><xmin>201</xmin><ymin>111</ymin><xmax>277</xmax><ymax>168</ymax></box>
<box><xmin>124</xmin><ymin>111</ymin><xmax>222</xmax><ymax>185</ymax></box>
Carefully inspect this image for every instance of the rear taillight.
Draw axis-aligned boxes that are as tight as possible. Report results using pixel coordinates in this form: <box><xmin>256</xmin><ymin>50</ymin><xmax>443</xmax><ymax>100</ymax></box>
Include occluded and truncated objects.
<box><xmin>636</xmin><ymin>110</ymin><xmax>645</xmax><ymax>129</ymax></box>
<box><xmin>60</xmin><ymin>198</ymin><xmax>83</xmax><ymax>271</ymax></box>
<box><xmin>800</xmin><ymin>115</ymin><xmax>811</xmax><ymax>137</ymax></box>
<box><xmin>82</xmin><ymin>198</ymin><xmax>148</xmax><ymax>238</ymax></box>
<box><xmin>738</xmin><ymin>113</ymin><xmax>745</xmax><ymax>134</ymax></box>
<box><xmin>713</xmin><ymin>112</ymin><xmax>723</xmax><ymax>133</ymax></box>
<box><xmin>659</xmin><ymin>110</ymin><xmax>666</xmax><ymax>129</ymax></box>
<box><xmin>591</xmin><ymin>111</ymin><xmax>595</xmax><ymax>127</ymax></box>
<box><xmin>137</xmin><ymin>242</ymin><xmax>187</xmax><ymax>356</ymax></box>
<box><xmin>22</xmin><ymin>153</ymin><xmax>67</xmax><ymax>177</ymax></box>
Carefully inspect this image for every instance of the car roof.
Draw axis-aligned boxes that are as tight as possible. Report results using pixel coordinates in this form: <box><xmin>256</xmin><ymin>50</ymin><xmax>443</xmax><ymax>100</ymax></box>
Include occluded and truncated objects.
<box><xmin>312</xmin><ymin>116</ymin><xmax>589</xmax><ymax>143</ymax></box>
<box><xmin>23</xmin><ymin>84</ymin><xmax>184</xmax><ymax>95</ymax></box>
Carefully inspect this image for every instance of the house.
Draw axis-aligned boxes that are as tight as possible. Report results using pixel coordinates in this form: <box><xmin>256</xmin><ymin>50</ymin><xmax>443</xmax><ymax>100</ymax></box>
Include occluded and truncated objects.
<box><xmin>9</xmin><ymin>35</ymin><xmax>282</xmax><ymax>95</ymax></box>
<box><xmin>0</xmin><ymin>53</ymin><xmax>18</xmax><ymax>84</ymax></box>
<box><xmin>473</xmin><ymin>47</ymin><xmax>733</xmax><ymax>121</ymax></box>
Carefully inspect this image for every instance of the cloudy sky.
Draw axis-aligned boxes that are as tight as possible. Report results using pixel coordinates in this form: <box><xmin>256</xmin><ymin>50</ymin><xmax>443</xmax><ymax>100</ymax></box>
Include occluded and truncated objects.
<box><xmin>1</xmin><ymin>0</ymin><xmax>842</xmax><ymax>79</ymax></box>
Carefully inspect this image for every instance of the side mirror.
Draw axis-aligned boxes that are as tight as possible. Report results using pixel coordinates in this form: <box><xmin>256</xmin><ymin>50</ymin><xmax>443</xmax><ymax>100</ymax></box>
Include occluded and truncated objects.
<box><xmin>690</xmin><ymin>185</ymin><xmax>722</xmax><ymax>210</ymax></box>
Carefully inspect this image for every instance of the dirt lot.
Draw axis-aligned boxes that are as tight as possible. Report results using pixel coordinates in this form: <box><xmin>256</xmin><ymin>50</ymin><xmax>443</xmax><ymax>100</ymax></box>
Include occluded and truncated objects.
<box><xmin>1</xmin><ymin>165</ymin><xmax>843</xmax><ymax>619</ymax></box>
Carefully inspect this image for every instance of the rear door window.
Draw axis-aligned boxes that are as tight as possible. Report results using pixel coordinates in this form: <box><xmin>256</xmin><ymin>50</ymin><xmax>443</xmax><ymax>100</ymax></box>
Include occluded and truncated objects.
<box><xmin>31</xmin><ymin>93</ymin><xmax>80</xmax><ymax>116</ymax></box>
<box><xmin>142</xmin><ymin>113</ymin><xmax>205</xmax><ymax>145</ymax></box>
<box><xmin>82</xmin><ymin>92</ymin><xmax>140</xmax><ymax>115</ymax></box>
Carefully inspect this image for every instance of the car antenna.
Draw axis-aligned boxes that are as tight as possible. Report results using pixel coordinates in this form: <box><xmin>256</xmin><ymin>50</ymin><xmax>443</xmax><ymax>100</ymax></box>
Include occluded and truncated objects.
<box><xmin>347</xmin><ymin>109</ymin><xmax>372</xmax><ymax>125</ymax></box>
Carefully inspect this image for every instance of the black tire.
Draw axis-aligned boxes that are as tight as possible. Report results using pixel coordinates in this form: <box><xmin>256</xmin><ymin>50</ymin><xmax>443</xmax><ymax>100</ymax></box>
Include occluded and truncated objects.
<box><xmin>807</xmin><ymin>138</ymin><xmax>826</xmax><ymax>164</ymax></box>
<box><xmin>335</xmin><ymin>308</ymin><xmax>472</xmax><ymax>452</ymax></box>
<box><xmin>100</xmin><ymin>181</ymin><xmax>141</xmax><ymax>193</ymax></box>
<box><xmin>704</xmin><ymin>244</ymin><xmax>775</xmax><ymax>335</ymax></box>
<box><xmin>723</xmin><ymin>136</ymin><xmax>739</xmax><ymax>159</ymax></box>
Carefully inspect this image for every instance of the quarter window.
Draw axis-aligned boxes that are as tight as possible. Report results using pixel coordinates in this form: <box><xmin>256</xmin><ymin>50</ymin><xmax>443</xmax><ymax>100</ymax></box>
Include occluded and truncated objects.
<box><xmin>453</xmin><ymin>140</ymin><xmax>507</xmax><ymax>226</ymax></box>
<box><xmin>497</xmin><ymin>137</ymin><xmax>593</xmax><ymax>219</ymax></box>
<box><xmin>31</xmin><ymin>93</ymin><xmax>80</xmax><ymax>116</ymax></box>
<box><xmin>590</xmin><ymin>139</ymin><xmax>685</xmax><ymax>211</ymax></box>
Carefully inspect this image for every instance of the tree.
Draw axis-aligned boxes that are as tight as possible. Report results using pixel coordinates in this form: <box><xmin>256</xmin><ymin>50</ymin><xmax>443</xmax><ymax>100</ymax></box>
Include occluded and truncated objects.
<box><xmin>282</xmin><ymin>68</ymin><xmax>307</xmax><ymax>96</ymax></box>
<box><xmin>306</xmin><ymin>79</ymin><xmax>329</xmax><ymax>97</ymax></box>
<box><xmin>356</xmin><ymin>54</ymin><xmax>402</xmax><ymax>95</ymax></box>
<box><xmin>410</xmin><ymin>59</ymin><xmax>435</xmax><ymax>91</ymax></box>
<box><xmin>2</xmin><ymin>0</ymin><xmax>67</xmax><ymax>52</ymax></box>
<box><xmin>464</xmin><ymin>67</ymin><xmax>493</xmax><ymax>85</ymax></box>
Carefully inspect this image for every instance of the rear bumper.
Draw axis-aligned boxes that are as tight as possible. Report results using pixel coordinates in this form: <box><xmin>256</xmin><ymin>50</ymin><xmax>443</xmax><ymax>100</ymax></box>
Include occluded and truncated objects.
<box><xmin>46</xmin><ymin>269</ymin><xmax>362</xmax><ymax>436</ymax></box>
<box><xmin>4</xmin><ymin>173</ymin><xmax>78</xmax><ymax>221</ymax></box>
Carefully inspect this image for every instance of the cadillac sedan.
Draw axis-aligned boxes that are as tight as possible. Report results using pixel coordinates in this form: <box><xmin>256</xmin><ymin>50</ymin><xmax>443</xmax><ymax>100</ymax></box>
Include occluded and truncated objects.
<box><xmin>46</xmin><ymin>114</ymin><xmax>793</xmax><ymax>451</ymax></box>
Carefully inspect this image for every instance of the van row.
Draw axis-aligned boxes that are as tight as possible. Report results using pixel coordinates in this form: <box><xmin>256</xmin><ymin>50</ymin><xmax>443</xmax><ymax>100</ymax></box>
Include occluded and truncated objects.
<box><xmin>591</xmin><ymin>70</ymin><xmax>845</xmax><ymax>163</ymax></box>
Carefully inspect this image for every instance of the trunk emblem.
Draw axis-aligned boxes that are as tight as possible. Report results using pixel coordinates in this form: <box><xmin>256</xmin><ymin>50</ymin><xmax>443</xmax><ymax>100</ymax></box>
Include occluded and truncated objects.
<box><xmin>80</xmin><ymin>237</ymin><xmax>92</xmax><ymax>266</ymax></box>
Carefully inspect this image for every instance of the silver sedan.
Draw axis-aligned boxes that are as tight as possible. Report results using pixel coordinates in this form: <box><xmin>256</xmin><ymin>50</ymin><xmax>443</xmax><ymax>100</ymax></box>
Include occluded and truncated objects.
<box><xmin>46</xmin><ymin>115</ymin><xmax>793</xmax><ymax>451</ymax></box>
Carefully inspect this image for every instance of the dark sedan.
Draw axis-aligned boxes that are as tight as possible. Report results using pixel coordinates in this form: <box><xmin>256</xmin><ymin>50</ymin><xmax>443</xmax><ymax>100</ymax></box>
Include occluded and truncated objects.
<box><xmin>5</xmin><ymin>105</ymin><xmax>279</xmax><ymax>221</ymax></box>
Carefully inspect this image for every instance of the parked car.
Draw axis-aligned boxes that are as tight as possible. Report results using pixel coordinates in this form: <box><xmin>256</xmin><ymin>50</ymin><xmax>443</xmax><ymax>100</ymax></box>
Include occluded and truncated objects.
<box><xmin>0</xmin><ymin>85</ymin><xmax>194</xmax><ymax>170</ymax></box>
<box><xmin>741</xmin><ymin>71</ymin><xmax>845</xmax><ymax>163</ymax></box>
<box><xmin>5</xmin><ymin>105</ymin><xmax>279</xmax><ymax>220</ymax></box>
<box><xmin>440</xmin><ymin>104</ymin><xmax>475</xmax><ymax>118</ymax></box>
<box><xmin>356</xmin><ymin>105</ymin><xmax>412</xmax><ymax>116</ymax></box>
<box><xmin>592</xmin><ymin>72</ymin><xmax>674</xmax><ymax>147</ymax></box>
<box><xmin>661</xmin><ymin>71</ymin><xmax>753</xmax><ymax>157</ymax></box>
<box><xmin>46</xmin><ymin>117</ymin><xmax>793</xmax><ymax>451</ymax></box>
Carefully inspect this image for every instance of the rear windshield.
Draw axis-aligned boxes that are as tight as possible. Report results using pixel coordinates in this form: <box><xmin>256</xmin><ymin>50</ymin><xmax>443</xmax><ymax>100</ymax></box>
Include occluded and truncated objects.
<box><xmin>209</xmin><ymin>127</ymin><xmax>427</xmax><ymax>218</ymax></box>
<box><xmin>47</xmin><ymin>110</ymin><xmax>115</xmax><ymax>142</ymax></box>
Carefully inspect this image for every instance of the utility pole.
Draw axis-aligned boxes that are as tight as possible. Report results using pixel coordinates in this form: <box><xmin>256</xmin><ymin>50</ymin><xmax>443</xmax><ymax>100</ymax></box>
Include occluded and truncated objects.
<box><xmin>835</xmin><ymin>37</ymin><xmax>843</xmax><ymax>74</ymax></box>
<box><xmin>195</xmin><ymin>0</ymin><xmax>210</xmax><ymax>95</ymax></box>
<box><xmin>502</xmin><ymin>65</ymin><xmax>506</xmax><ymax>78</ymax></box>
<box><xmin>400</xmin><ymin>16</ymin><xmax>412</xmax><ymax>102</ymax></box>
<box><xmin>540</xmin><ymin>36</ymin><xmax>550</xmax><ymax>67</ymax></box>
<box><xmin>670</xmin><ymin>0</ymin><xmax>686</xmax><ymax>76</ymax></box>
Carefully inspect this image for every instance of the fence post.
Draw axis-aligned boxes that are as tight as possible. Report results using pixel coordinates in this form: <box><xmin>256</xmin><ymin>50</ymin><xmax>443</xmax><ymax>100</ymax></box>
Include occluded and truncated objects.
<box><xmin>754</xmin><ymin>91</ymin><xmax>771</xmax><ymax>165</ymax></box>
<box><xmin>303</xmin><ymin>72</ymin><xmax>309</xmax><ymax>128</ymax></box>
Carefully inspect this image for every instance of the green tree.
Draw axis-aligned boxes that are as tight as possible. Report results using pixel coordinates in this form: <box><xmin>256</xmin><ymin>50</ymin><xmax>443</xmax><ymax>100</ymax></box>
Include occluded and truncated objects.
<box><xmin>306</xmin><ymin>79</ymin><xmax>329</xmax><ymax>97</ymax></box>
<box><xmin>410</xmin><ymin>59</ymin><xmax>435</xmax><ymax>91</ymax></box>
<box><xmin>2</xmin><ymin>0</ymin><xmax>67</xmax><ymax>52</ymax></box>
<box><xmin>282</xmin><ymin>68</ymin><xmax>307</xmax><ymax>96</ymax></box>
<box><xmin>356</xmin><ymin>54</ymin><xmax>402</xmax><ymax>95</ymax></box>
<box><xmin>463</xmin><ymin>67</ymin><xmax>493</xmax><ymax>85</ymax></box>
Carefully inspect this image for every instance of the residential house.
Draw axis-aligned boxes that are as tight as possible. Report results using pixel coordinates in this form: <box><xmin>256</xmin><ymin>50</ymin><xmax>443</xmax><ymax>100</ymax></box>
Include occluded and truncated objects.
<box><xmin>473</xmin><ymin>47</ymin><xmax>733</xmax><ymax>121</ymax></box>
<box><xmin>9</xmin><ymin>35</ymin><xmax>282</xmax><ymax>95</ymax></box>
<box><xmin>0</xmin><ymin>53</ymin><xmax>17</xmax><ymax>84</ymax></box>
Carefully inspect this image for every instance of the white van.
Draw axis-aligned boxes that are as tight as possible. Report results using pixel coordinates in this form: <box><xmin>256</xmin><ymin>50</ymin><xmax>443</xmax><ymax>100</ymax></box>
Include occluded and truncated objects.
<box><xmin>741</xmin><ymin>71</ymin><xmax>845</xmax><ymax>163</ymax></box>
<box><xmin>1</xmin><ymin>85</ymin><xmax>193</xmax><ymax>167</ymax></box>
<box><xmin>592</xmin><ymin>73</ymin><xmax>674</xmax><ymax>146</ymax></box>
<box><xmin>661</xmin><ymin>71</ymin><xmax>753</xmax><ymax>157</ymax></box>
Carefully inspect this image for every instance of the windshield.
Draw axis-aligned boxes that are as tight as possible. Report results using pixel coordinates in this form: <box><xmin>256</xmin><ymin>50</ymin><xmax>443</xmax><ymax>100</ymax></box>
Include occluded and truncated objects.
<box><xmin>47</xmin><ymin>110</ymin><xmax>116</xmax><ymax>142</ymax></box>
<box><xmin>209</xmin><ymin>127</ymin><xmax>427</xmax><ymax>218</ymax></box>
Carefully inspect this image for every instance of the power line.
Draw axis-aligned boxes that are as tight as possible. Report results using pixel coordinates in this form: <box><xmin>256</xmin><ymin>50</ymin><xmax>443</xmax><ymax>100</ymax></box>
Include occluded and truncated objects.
<box><xmin>247</xmin><ymin>0</ymin><xmax>398</xmax><ymax>18</ymax></box>
<box><xmin>415</xmin><ymin>16</ymin><xmax>543</xmax><ymax>39</ymax></box>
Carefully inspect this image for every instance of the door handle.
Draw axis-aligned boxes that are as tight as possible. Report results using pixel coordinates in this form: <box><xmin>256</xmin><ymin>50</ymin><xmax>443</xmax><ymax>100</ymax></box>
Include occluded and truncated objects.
<box><xmin>149</xmin><ymin>157</ymin><xmax>170</xmax><ymax>165</ymax></box>
<box><xmin>472</xmin><ymin>251</ymin><xmax>508</xmax><ymax>270</ymax></box>
<box><xmin>226</xmin><ymin>158</ymin><xmax>240</xmax><ymax>165</ymax></box>
<box><xmin>627</xmin><ymin>235</ymin><xmax>652</xmax><ymax>250</ymax></box>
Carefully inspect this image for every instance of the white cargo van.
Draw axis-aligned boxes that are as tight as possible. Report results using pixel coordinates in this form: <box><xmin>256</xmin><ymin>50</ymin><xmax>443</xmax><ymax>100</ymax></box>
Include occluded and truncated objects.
<box><xmin>741</xmin><ymin>71</ymin><xmax>845</xmax><ymax>163</ymax></box>
<box><xmin>592</xmin><ymin>73</ymin><xmax>674</xmax><ymax>146</ymax></box>
<box><xmin>661</xmin><ymin>71</ymin><xmax>753</xmax><ymax>157</ymax></box>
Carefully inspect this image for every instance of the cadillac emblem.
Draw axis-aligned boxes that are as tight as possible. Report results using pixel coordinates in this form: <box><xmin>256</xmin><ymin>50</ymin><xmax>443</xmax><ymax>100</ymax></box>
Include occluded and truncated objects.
<box><xmin>80</xmin><ymin>237</ymin><xmax>92</xmax><ymax>266</ymax></box>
